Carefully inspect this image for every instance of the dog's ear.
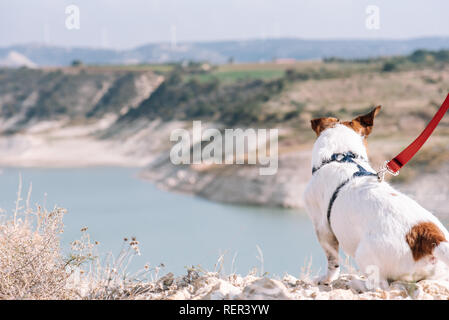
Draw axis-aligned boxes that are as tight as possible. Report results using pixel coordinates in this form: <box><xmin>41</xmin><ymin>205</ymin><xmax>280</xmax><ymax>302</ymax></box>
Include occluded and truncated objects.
<box><xmin>310</xmin><ymin>117</ymin><xmax>339</xmax><ymax>136</ymax></box>
<box><xmin>351</xmin><ymin>106</ymin><xmax>381</xmax><ymax>136</ymax></box>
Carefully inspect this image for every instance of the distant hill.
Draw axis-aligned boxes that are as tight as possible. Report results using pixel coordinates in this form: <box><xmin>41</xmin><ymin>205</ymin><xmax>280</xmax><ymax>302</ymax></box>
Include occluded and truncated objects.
<box><xmin>2</xmin><ymin>37</ymin><xmax>449</xmax><ymax>67</ymax></box>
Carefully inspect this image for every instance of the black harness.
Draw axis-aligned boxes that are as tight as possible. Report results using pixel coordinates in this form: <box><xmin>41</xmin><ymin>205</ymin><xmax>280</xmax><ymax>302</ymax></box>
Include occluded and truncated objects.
<box><xmin>312</xmin><ymin>151</ymin><xmax>377</xmax><ymax>226</ymax></box>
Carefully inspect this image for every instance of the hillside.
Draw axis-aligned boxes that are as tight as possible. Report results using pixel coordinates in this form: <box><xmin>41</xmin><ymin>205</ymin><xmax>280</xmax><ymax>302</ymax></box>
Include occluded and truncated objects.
<box><xmin>0</xmin><ymin>49</ymin><xmax>448</xmax><ymax>217</ymax></box>
<box><xmin>0</xmin><ymin>66</ymin><xmax>163</xmax><ymax>134</ymax></box>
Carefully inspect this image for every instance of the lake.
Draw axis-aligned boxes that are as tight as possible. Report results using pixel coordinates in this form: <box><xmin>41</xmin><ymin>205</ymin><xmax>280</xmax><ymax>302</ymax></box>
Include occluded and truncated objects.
<box><xmin>0</xmin><ymin>167</ymin><xmax>326</xmax><ymax>277</ymax></box>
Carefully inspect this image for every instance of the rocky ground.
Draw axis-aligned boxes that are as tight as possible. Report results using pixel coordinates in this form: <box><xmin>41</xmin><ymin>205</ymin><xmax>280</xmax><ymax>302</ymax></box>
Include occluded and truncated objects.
<box><xmin>84</xmin><ymin>270</ymin><xmax>449</xmax><ymax>300</ymax></box>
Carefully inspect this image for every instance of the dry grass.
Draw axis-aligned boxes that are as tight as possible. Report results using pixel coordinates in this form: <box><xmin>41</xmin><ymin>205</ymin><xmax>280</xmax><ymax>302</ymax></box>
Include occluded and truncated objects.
<box><xmin>0</xmin><ymin>180</ymin><xmax>70</xmax><ymax>299</ymax></box>
<box><xmin>67</xmin><ymin>233</ymin><xmax>166</xmax><ymax>300</ymax></box>
<box><xmin>0</xmin><ymin>210</ymin><xmax>70</xmax><ymax>299</ymax></box>
<box><xmin>0</xmin><ymin>181</ymin><xmax>159</xmax><ymax>300</ymax></box>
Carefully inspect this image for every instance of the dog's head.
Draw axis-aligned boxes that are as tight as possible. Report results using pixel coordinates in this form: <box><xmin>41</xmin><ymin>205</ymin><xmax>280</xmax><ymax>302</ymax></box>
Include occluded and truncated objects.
<box><xmin>310</xmin><ymin>106</ymin><xmax>381</xmax><ymax>140</ymax></box>
<box><xmin>309</xmin><ymin>106</ymin><xmax>381</xmax><ymax>166</ymax></box>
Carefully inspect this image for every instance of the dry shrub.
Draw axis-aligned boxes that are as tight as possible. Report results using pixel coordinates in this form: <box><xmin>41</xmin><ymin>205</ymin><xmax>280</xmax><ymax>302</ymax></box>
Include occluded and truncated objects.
<box><xmin>68</xmin><ymin>234</ymin><xmax>161</xmax><ymax>299</ymax></box>
<box><xmin>0</xmin><ymin>181</ymin><xmax>159</xmax><ymax>300</ymax></box>
<box><xmin>0</xmin><ymin>191</ymin><xmax>71</xmax><ymax>299</ymax></box>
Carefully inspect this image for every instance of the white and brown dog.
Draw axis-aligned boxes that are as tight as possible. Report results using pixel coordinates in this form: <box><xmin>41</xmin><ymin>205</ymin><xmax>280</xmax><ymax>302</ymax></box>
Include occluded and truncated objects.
<box><xmin>304</xmin><ymin>106</ymin><xmax>449</xmax><ymax>287</ymax></box>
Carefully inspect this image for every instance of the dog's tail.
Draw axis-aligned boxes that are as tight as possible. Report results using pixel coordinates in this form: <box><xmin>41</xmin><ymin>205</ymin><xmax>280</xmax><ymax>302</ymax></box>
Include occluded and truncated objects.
<box><xmin>434</xmin><ymin>242</ymin><xmax>449</xmax><ymax>266</ymax></box>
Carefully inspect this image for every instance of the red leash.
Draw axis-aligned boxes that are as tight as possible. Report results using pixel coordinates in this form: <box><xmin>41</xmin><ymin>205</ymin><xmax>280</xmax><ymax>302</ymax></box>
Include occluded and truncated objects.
<box><xmin>378</xmin><ymin>93</ymin><xmax>449</xmax><ymax>180</ymax></box>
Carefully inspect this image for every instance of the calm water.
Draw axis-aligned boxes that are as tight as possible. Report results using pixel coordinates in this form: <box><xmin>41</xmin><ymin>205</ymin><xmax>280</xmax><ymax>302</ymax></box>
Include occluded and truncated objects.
<box><xmin>0</xmin><ymin>167</ymin><xmax>326</xmax><ymax>277</ymax></box>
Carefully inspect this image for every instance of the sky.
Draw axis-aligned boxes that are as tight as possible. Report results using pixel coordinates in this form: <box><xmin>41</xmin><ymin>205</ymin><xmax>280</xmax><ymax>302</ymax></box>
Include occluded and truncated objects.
<box><xmin>0</xmin><ymin>0</ymin><xmax>448</xmax><ymax>49</ymax></box>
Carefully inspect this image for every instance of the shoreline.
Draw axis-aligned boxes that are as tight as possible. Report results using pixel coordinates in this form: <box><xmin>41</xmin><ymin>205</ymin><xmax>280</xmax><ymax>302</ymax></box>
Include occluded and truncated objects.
<box><xmin>1</xmin><ymin>144</ymin><xmax>448</xmax><ymax>220</ymax></box>
<box><xmin>0</xmin><ymin>118</ymin><xmax>447</xmax><ymax>219</ymax></box>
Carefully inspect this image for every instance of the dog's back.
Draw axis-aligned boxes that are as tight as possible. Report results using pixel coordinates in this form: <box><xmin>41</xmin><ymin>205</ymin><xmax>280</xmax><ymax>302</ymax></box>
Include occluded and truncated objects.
<box><xmin>304</xmin><ymin>110</ymin><xmax>449</xmax><ymax>285</ymax></box>
<box><xmin>332</xmin><ymin>176</ymin><xmax>449</xmax><ymax>281</ymax></box>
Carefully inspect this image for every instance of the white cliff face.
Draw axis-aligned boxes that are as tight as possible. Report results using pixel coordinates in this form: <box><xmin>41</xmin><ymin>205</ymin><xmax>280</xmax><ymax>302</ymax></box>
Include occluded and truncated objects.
<box><xmin>141</xmin><ymin>147</ymin><xmax>312</xmax><ymax>208</ymax></box>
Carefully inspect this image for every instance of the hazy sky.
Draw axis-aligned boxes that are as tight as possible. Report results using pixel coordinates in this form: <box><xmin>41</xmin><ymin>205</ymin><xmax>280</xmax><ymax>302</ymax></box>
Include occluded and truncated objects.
<box><xmin>1</xmin><ymin>0</ymin><xmax>448</xmax><ymax>49</ymax></box>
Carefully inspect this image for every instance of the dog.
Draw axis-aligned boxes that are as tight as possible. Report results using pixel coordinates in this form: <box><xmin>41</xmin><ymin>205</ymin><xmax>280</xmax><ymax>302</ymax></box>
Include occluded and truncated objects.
<box><xmin>303</xmin><ymin>106</ymin><xmax>449</xmax><ymax>287</ymax></box>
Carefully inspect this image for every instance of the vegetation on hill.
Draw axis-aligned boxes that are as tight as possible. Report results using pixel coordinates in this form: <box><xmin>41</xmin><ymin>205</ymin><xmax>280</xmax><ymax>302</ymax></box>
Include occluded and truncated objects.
<box><xmin>87</xmin><ymin>73</ymin><xmax>139</xmax><ymax>117</ymax></box>
<box><xmin>0</xmin><ymin>49</ymin><xmax>448</xmax><ymax>131</ymax></box>
<box><xmin>325</xmin><ymin>49</ymin><xmax>449</xmax><ymax>72</ymax></box>
<box><xmin>120</xmin><ymin>49</ymin><xmax>449</xmax><ymax>126</ymax></box>
<box><xmin>0</xmin><ymin>67</ymin><xmax>159</xmax><ymax>133</ymax></box>
<box><xmin>122</xmin><ymin>70</ymin><xmax>287</xmax><ymax>126</ymax></box>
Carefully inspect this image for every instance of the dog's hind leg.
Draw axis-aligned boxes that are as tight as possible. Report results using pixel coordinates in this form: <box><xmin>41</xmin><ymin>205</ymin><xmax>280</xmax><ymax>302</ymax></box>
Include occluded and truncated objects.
<box><xmin>353</xmin><ymin>240</ymin><xmax>389</xmax><ymax>291</ymax></box>
<box><xmin>315</xmin><ymin>227</ymin><xmax>340</xmax><ymax>285</ymax></box>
